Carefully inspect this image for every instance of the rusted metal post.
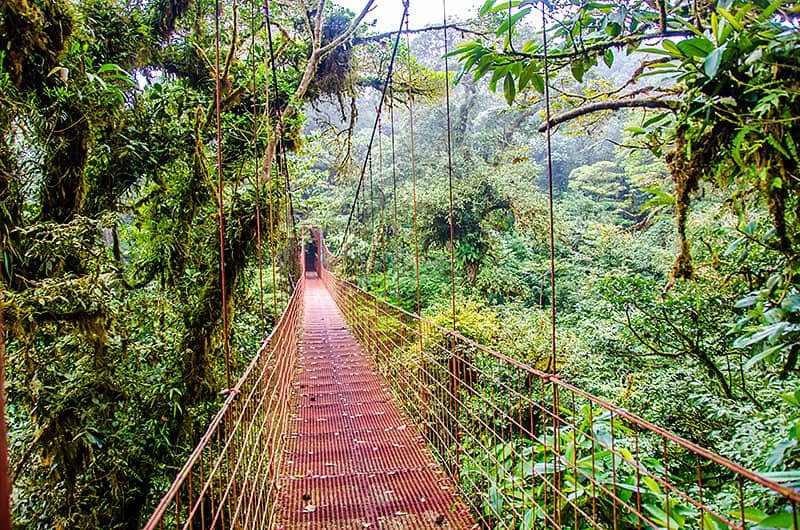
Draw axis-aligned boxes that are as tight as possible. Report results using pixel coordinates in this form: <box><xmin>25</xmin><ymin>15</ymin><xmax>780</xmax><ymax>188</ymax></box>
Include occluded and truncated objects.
<box><xmin>0</xmin><ymin>310</ymin><xmax>11</xmax><ymax>530</ymax></box>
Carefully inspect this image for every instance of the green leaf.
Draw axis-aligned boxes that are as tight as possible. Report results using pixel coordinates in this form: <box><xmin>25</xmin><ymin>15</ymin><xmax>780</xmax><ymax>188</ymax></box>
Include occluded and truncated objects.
<box><xmin>489</xmin><ymin>65</ymin><xmax>508</xmax><ymax>92</ymax></box>
<box><xmin>731</xmin><ymin>127</ymin><xmax>754</xmax><ymax>166</ymax></box>
<box><xmin>785</xmin><ymin>133</ymin><xmax>799</xmax><ymax>163</ymax></box>
<box><xmin>603</xmin><ymin>48</ymin><xmax>614</xmax><ymax>68</ymax></box>
<box><xmin>98</xmin><ymin>63</ymin><xmax>124</xmax><ymax>74</ymax></box>
<box><xmin>781</xmin><ymin>390</ymin><xmax>800</xmax><ymax>406</ymax></box>
<box><xmin>703</xmin><ymin>512</ymin><xmax>728</xmax><ymax>530</ymax></box>
<box><xmin>479</xmin><ymin>0</ymin><xmax>497</xmax><ymax>16</ymax></box>
<box><xmin>766</xmin><ymin>438</ymin><xmax>797</xmax><ymax>468</ymax></box>
<box><xmin>717</xmin><ymin>7</ymin><xmax>744</xmax><ymax>31</ymax></box>
<box><xmin>757</xmin><ymin>510</ymin><xmax>796</xmax><ymax>528</ymax></box>
<box><xmin>503</xmin><ymin>72</ymin><xmax>516</xmax><ymax>105</ymax></box>
<box><xmin>488</xmin><ymin>1</ymin><xmax>520</xmax><ymax>13</ymax></box>
<box><xmin>641</xmin><ymin>111</ymin><xmax>671</xmax><ymax>128</ymax></box>
<box><xmin>767</xmin><ymin>134</ymin><xmax>791</xmax><ymax>159</ymax></box>
<box><xmin>644</xmin><ymin>504</ymin><xmax>681</xmax><ymax>529</ymax></box>
<box><xmin>758</xmin><ymin>0</ymin><xmax>784</xmax><ymax>21</ymax></box>
<box><xmin>518</xmin><ymin>65</ymin><xmax>535</xmax><ymax>91</ymax></box>
<box><xmin>496</xmin><ymin>7</ymin><xmax>531</xmax><ymax>36</ymax></box>
<box><xmin>676</xmin><ymin>37</ymin><xmax>714</xmax><ymax>57</ymax></box>
<box><xmin>703</xmin><ymin>46</ymin><xmax>724</xmax><ymax>78</ymax></box>
<box><xmin>523</xmin><ymin>508</ymin><xmax>535</xmax><ymax>527</ymax></box>
<box><xmin>86</xmin><ymin>432</ymin><xmax>104</xmax><ymax>448</ymax></box>
<box><xmin>642</xmin><ymin>476</ymin><xmax>661</xmax><ymax>494</ymax></box>
<box><xmin>742</xmin><ymin>508</ymin><xmax>769</xmax><ymax>523</ymax></box>
<box><xmin>744</xmin><ymin>342</ymin><xmax>786</xmax><ymax>370</ymax></box>
<box><xmin>734</xmin><ymin>294</ymin><xmax>758</xmax><ymax>308</ymax></box>
<box><xmin>571</xmin><ymin>61</ymin><xmax>586</xmax><ymax>82</ymax></box>
<box><xmin>637</xmin><ymin>46</ymin><xmax>676</xmax><ymax>57</ymax></box>
<box><xmin>641</xmin><ymin>186</ymin><xmax>675</xmax><ymax>209</ymax></box>
<box><xmin>530</xmin><ymin>72</ymin><xmax>544</xmax><ymax>94</ymax></box>
<box><xmin>661</xmin><ymin>39</ymin><xmax>682</xmax><ymax>58</ymax></box>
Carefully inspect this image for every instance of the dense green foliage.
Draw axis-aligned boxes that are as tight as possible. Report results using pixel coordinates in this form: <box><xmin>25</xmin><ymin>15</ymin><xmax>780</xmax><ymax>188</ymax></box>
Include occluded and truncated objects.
<box><xmin>0</xmin><ymin>0</ymin><xmax>372</xmax><ymax>525</ymax></box>
<box><xmin>314</xmin><ymin>0</ymin><xmax>800</xmax><ymax>526</ymax></box>
<box><xmin>1</xmin><ymin>0</ymin><xmax>799</xmax><ymax>526</ymax></box>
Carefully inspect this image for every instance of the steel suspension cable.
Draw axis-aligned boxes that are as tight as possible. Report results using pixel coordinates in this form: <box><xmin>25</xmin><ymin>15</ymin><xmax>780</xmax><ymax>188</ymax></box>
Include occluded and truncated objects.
<box><xmin>251</xmin><ymin>0</ymin><xmax>265</xmax><ymax>339</ymax></box>
<box><xmin>369</xmin><ymin>145</ymin><xmax>374</xmax><ymax>278</ymax></box>
<box><xmin>389</xmin><ymin>80</ymin><xmax>400</xmax><ymax>301</ymax></box>
<box><xmin>405</xmin><ymin>7</ymin><xmax>422</xmax><ymax>319</ymax></box>
<box><xmin>363</xmin><ymin>152</ymin><xmax>373</xmax><ymax>288</ymax></box>
<box><xmin>377</xmin><ymin>111</ymin><xmax>388</xmax><ymax>295</ymax></box>
<box><xmin>214</xmin><ymin>0</ymin><xmax>232</xmax><ymax>387</ymax></box>
<box><xmin>541</xmin><ymin>3</ymin><xmax>557</xmax><ymax>374</ymax></box>
<box><xmin>280</xmin><ymin>146</ymin><xmax>293</xmax><ymax>290</ymax></box>
<box><xmin>540</xmin><ymin>6</ymin><xmax>562</xmax><ymax>521</ymax></box>
<box><xmin>441</xmin><ymin>0</ymin><xmax>457</xmax><ymax>333</ymax></box>
<box><xmin>263</xmin><ymin>0</ymin><xmax>278</xmax><ymax>321</ymax></box>
<box><xmin>264</xmin><ymin>0</ymin><xmax>291</xmax><ymax>306</ymax></box>
<box><xmin>279</xmin><ymin>137</ymin><xmax>297</xmax><ymax>253</ymax></box>
<box><xmin>339</xmin><ymin>3</ymin><xmax>409</xmax><ymax>255</ymax></box>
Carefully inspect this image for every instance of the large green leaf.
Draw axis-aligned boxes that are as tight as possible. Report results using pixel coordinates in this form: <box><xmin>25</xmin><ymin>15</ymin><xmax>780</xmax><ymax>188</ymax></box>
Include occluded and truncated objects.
<box><xmin>757</xmin><ymin>511</ymin><xmax>797</xmax><ymax>529</ymax></box>
<box><xmin>703</xmin><ymin>46</ymin><xmax>725</xmax><ymax>78</ymax></box>
<box><xmin>676</xmin><ymin>37</ymin><xmax>714</xmax><ymax>57</ymax></box>
<box><xmin>504</xmin><ymin>72</ymin><xmax>516</xmax><ymax>105</ymax></box>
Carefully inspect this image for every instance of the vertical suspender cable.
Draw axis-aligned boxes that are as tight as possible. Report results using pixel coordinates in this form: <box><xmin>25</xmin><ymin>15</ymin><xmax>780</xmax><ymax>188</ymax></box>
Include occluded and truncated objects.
<box><xmin>251</xmin><ymin>0</ymin><xmax>265</xmax><ymax>339</ymax></box>
<box><xmin>540</xmin><ymin>8</ymin><xmax>562</xmax><ymax>521</ymax></box>
<box><xmin>263</xmin><ymin>0</ymin><xmax>278</xmax><ymax>321</ymax></box>
<box><xmin>441</xmin><ymin>0</ymin><xmax>462</xmax><ymax>482</ymax></box>
<box><xmin>441</xmin><ymin>0</ymin><xmax>457</xmax><ymax>332</ymax></box>
<box><xmin>279</xmin><ymin>138</ymin><xmax>297</xmax><ymax>258</ymax></box>
<box><xmin>214</xmin><ymin>0</ymin><xmax>232</xmax><ymax>387</ymax></box>
<box><xmin>339</xmin><ymin>3</ymin><xmax>408</xmax><ymax>255</ymax></box>
<box><xmin>280</xmin><ymin>145</ymin><xmax>294</xmax><ymax>288</ymax></box>
<box><xmin>541</xmin><ymin>4</ymin><xmax>557</xmax><ymax>374</ymax></box>
<box><xmin>404</xmin><ymin>5</ymin><xmax>421</xmax><ymax>318</ymax></box>
<box><xmin>369</xmin><ymin>145</ymin><xmax>374</xmax><ymax>277</ymax></box>
<box><xmin>364</xmin><ymin>152</ymin><xmax>373</xmax><ymax>287</ymax></box>
<box><xmin>265</xmin><ymin>0</ymin><xmax>288</xmax><ymax>306</ymax></box>
<box><xmin>378</xmin><ymin>111</ymin><xmax>388</xmax><ymax>294</ymax></box>
<box><xmin>389</xmin><ymin>81</ymin><xmax>400</xmax><ymax>302</ymax></box>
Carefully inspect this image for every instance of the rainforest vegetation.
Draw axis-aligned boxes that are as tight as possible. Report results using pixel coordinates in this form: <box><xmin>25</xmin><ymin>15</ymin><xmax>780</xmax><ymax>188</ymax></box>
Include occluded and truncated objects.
<box><xmin>1</xmin><ymin>0</ymin><xmax>799</xmax><ymax>527</ymax></box>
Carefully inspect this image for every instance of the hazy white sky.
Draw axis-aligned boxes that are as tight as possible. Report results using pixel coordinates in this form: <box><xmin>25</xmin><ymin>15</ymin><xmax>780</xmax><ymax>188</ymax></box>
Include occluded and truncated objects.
<box><xmin>335</xmin><ymin>0</ymin><xmax>483</xmax><ymax>32</ymax></box>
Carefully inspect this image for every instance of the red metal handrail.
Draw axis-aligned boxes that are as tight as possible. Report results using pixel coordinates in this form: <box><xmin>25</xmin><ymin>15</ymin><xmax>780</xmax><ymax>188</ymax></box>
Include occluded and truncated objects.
<box><xmin>319</xmin><ymin>241</ymin><xmax>800</xmax><ymax>530</ymax></box>
<box><xmin>142</xmin><ymin>274</ymin><xmax>304</xmax><ymax>530</ymax></box>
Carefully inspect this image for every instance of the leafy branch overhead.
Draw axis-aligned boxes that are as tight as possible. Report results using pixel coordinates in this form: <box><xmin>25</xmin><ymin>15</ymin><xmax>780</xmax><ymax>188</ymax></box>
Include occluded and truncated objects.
<box><xmin>451</xmin><ymin>0</ymin><xmax>799</xmax><ymax>285</ymax></box>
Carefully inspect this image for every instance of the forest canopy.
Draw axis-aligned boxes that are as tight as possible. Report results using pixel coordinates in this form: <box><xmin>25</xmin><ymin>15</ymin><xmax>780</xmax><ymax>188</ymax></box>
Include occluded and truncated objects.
<box><xmin>1</xmin><ymin>0</ymin><xmax>799</xmax><ymax>527</ymax></box>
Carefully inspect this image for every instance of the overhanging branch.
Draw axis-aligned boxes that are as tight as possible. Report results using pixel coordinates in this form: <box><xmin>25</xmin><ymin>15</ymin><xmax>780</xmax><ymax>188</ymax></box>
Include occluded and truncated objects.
<box><xmin>537</xmin><ymin>98</ymin><xmax>677</xmax><ymax>132</ymax></box>
<box><xmin>354</xmin><ymin>23</ymin><xmax>487</xmax><ymax>44</ymax></box>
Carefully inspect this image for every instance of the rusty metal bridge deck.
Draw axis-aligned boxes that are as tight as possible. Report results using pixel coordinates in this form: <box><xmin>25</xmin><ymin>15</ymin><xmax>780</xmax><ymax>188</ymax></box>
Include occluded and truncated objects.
<box><xmin>276</xmin><ymin>274</ymin><xmax>475</xmax><ymax>529</ymax></box>
<box><xmin>143</xmin><ymin>259</ymin><xmax>800</xmax><ymax>530</ymax></box>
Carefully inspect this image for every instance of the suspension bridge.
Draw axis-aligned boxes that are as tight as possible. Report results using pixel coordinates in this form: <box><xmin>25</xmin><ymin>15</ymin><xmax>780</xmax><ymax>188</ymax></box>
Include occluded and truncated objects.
<box><xmin>140</xmin><ymin>234</ymin><xmax>800</xmax><ymax>529</ymax></box>
<box><xmin>133</xmin><ymin>0</ymin><xmax>800</xmax><ymax>528</ymax></box>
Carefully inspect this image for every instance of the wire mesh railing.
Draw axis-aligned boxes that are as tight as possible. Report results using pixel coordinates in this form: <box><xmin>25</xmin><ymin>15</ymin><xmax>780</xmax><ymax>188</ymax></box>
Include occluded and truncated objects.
<box><xmin>319</xmin><ymin>260</ymin><xmax>800</xmax><ymax>530</ymax></box>
<box><xmin>142</xmin><ymin>275</ymin><xmax>304</xmax><ymax>530</ymax></box>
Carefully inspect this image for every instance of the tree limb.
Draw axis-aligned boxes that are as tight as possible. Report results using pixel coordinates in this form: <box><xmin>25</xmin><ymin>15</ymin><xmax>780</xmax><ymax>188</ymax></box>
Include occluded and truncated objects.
<box><xmin>537</xmin><ymin>97</ymin><xmax>678</xmax><ymax>132</ymax></box>
<box><xmin>319</xmin><ymin>0</ymin><xmax>378</xmax><ymax>55</ymax></box>
<box><xmin>354</xmin><ymin>23</ymin><xmax>486</xmax><ymax>44</ymax></box>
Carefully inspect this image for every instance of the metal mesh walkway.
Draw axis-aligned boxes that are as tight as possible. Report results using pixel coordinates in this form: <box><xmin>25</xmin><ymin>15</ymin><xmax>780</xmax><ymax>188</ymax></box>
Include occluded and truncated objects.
<box><xmin>142</xmin><ymin>261</ymin><xmax>800</xmax><ymax>530</ymax></box>
<box><xmin>276</xmin><ymin>274</ymin><xmax>476</xmax><ymax>529</ymax></box>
